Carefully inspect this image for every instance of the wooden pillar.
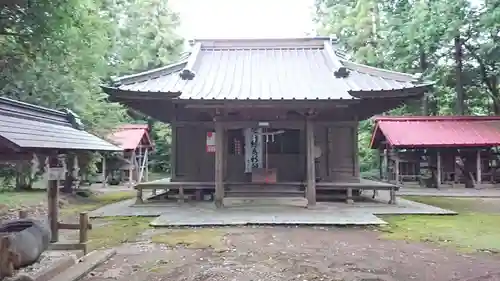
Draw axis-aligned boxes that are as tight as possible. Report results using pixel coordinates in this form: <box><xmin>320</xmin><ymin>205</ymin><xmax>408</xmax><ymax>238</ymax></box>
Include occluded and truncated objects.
<box><xmin>214</xmin><ymin>121</ymin><xmax>225</xmax><ymax>208</ymax></box>
<box><xmin>170</xmin><ymin>124</ymin><xmax>177</xmax><ymax>180</ymax></box>
<box><xmin>352</xmin><ymin>118</ymin><xmax>359</xmax><ymax>179</ymax></box>
<box><xmin>305</xmin><ymin>118</ymin><xmax>316</xmax><ymax>207</ymax></box>
<box><xmin>436</xmin><ymin>151</ymin><xmax>442</xmax><ymax>189</ymax></box>
<box><xmin>394</xmin><ymin>150</ymin><xmax>400</xmax><ymax>185</ymax></box>
<box><xmin>128</xmin><ymin>151</ymin><xmax>135</xmax><ymax>188</ymax></box>
<box><xmin>145</xmin><ymin>151</ymin><xmax>149</xmax><ymax>182</ymax></box>
<box><xmin>79</xmin><ymin>212</ymin><xmax>89</xmax><ymax>255</ymax></box>
<box><xmin>476</xmin><ymin>149</ymin><xmax>482</xmax><ymax>184</ymax></box>
<box><xmin>378</xmin><ymin>149</ymin><xmax>383</xmax><ymax>180</ymax></box>
<box><xmin>47</xmin><ymin>155</ymin><xmax>64</xmax><ymax>243</ymax></box>
<box><xmin>73</xmin><ymin>154</ymin><xmax>79</xmax><ymax>188</ymax></box>
<box><xmin>383</xmin><ymin>148</ymin><xmax>389</xmax><ymax>181</ymax></box>
<box><xmin>101</xmin><ymin>155</ymin><xmax>107</xmax><ymax>188</ymax></box>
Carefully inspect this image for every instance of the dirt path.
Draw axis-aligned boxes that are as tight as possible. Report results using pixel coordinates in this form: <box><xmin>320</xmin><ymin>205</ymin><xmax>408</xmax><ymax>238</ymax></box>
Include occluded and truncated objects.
<box><xmin>81</xmin><ymin>226</ymin><xmax>500</xmax><ymax>281</ymax></box>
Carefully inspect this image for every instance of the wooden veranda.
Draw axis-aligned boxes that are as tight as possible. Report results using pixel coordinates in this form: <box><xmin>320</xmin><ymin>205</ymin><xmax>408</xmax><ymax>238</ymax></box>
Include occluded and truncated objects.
<box><xmin>103</xmin><ymin>37</ymin><xmax>432</xmax><ymax>208</ymax></box>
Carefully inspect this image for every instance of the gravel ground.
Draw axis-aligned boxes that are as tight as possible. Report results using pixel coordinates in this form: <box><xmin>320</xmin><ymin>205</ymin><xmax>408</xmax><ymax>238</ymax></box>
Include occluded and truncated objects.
<box><xmin>16</xmin><ymin>251</ymin><xmax>79</xmax><ymax>275</ymax></box>
<box><xmin>80</xmin><ymin>226</ymin><xmax>500</xmax><ymax>281</ymax></box>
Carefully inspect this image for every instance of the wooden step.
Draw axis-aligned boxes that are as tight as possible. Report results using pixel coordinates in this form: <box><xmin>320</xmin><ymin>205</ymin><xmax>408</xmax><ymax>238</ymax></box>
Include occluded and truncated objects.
<box><xmin>225</xmin><ymin>191</ymin><xmax>305</xmax><ymax>198</ymax></box>
<box><xmin>223</xmin><ymin>196</ymin><xmax>308</xmax><ymax>208</ymax></box>
<box><xmin>226</xmin><ymin>188</ymin><xmax>303</xmax><ymax>193</ymax></box>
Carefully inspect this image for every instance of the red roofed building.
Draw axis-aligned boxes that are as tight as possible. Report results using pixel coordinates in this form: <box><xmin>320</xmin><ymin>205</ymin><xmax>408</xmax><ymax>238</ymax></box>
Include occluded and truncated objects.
<box><xmin>107</xmin><ymin>124</ymin><xmax>154</xmax><ymax>185</ymax></box>
<box><xmin>371</xmin><ymin>116</ymin><xmax>500</xmax><ymax>188</ymax></box>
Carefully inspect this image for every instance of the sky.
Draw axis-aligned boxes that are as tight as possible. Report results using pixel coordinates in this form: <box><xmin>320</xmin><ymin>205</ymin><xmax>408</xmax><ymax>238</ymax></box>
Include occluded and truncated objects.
<box><xmin>170</xmin><ymin>0</ymin><xmax>316</xmax><ymax>39</ymax></box>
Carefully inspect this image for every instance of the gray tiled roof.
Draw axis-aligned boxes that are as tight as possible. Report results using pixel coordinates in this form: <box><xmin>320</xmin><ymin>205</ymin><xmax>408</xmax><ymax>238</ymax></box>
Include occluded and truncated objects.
<box><xmin>0</xmin><ymin>97</ymin><xmax>122</xmax><ymax>151</ymax></box>
<box><xmin>108</xmin><ymin>37</ymin><xmax>430</xmax><ymax>100</ymax></box>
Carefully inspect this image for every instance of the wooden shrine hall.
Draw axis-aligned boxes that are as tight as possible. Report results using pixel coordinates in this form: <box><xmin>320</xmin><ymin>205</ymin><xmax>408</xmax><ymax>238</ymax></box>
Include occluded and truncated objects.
<box><xmin>370</xmin><ymin>116</ymin><xmax>500</xmax><ymax>189</ymax></box>
<box><xmin>106</xmin><ymin>124</ymin><xmax>154</xmax><ymax>186</ymax></box>
<box><xmin>103</xmin><ymin>37</ymin><xmax>432</xmax><ymax>207</ymax></box>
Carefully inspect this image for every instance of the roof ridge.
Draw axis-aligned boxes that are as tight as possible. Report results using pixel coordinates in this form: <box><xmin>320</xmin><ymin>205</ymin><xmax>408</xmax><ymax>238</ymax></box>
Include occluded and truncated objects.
<box><xmin>192</xmin><ymin>36</ymin><xmax>335</xmax><ymax>49</ymax></box>
<box><xmin>339</xmin><ymin>59</ymin><xmax>419</xmax><ymax>82</ymax></box>
<box><xmin>0</xmin><ymin>97</ymin><xmax>77</xmax><ymax>128</ymax></box>
<box><xmin>375</xmin><ymin>115</ymin><xmax>500</xmax><ymax>121</ymax></box>
<box><xmin>0</xmin><ymin>97</ymin><xmax>66</xmax><ymax>117</ymax></box>
<box><xmin>112</xmin><ymin>60</ymin><xmax>187</xmax><ymax>85</ymax></box>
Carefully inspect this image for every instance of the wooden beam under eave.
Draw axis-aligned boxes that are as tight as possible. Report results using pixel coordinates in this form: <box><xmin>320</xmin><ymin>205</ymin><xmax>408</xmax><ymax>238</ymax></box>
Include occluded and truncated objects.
<box><xmin>182</xmin><ymin>100</ymin><xmax>356</xmax><ymax>109</ymax></box>
<box><xmin>119</xmin><ymin>99</ymin><xmax>175</xmax><ymax>122</ymax></box>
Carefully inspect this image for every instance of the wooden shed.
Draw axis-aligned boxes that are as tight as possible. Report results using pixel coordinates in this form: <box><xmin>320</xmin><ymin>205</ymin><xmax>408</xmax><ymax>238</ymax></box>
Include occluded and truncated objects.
<box><xmin>106</xmin><ymin>124</ymin><xmax>154</xmax><ymax>185</ymax></box>
<box><xmin>103</xmin><ymin>37</ymin><xmax>432</xmax><ymax>207</ymax></box>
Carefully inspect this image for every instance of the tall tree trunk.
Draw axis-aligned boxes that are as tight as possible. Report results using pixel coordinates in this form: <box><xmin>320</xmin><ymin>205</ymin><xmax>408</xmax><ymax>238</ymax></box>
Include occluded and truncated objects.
<box><xmin>493</xmin><ymin>101</ymin><xmax>500</xmax><ymax>115</ymax></box>
<box><xmin>454</xmin><ymin>36</ymin><xmax>465</xmax><ymax>115</ymax></box>
<box><xmin>419</xmin><ymin>46</ymin><xmax>429</xmax><ymax>115</ymax></box>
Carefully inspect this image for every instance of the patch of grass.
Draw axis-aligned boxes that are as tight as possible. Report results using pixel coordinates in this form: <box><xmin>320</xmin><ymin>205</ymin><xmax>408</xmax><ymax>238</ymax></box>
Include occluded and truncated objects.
<box><xmin>147</xmin><ymin>172</ymin><xmax>170</xmax><ymax>182</ymax></box>
<box><xmin>87</xmin><ymin>217</ymin><xmax>150</xmax><ymax>251</ymax></box>
<box><xmin>151</xmin><ymin>228</ymin><xmax>228</xmax><ymax>252</ymax></box>
<box><xmin>61</xmin><ymin>190</ymin><xmax>135</xmax><ymax>215</ymax></box>
<box><xmin>0</xmin><ymin>191</ymin><xmax>45</xmax><ymax>208</ymax></box>
<box><xmin>380</xmin><ymin>196</ymin><xmax>500</xmax><ymax>253</ymax></box>
<box><xmin>402</xmin><ymin>196</ymin><xmax>487</xmax><ymax>213</ymax></box>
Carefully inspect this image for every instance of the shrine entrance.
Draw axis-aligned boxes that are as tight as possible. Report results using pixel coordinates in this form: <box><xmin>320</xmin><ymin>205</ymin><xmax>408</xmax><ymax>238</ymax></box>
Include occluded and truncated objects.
<box><xmin>226</xmin><ymin>126</ymin><xmax>303</xmax><ymax>184</ymax></box>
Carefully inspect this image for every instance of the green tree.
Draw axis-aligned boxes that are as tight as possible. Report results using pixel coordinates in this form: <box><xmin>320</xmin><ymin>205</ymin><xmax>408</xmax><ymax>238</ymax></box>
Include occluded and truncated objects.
<box><xmin>314</xmin><ymin>0</ymin><xmax>500</xmax><ymax>173</ymax></box>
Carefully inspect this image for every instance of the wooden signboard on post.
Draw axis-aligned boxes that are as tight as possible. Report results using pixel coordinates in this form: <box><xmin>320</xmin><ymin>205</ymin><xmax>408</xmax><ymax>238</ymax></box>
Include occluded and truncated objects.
<box><xmin>47</xmin><ymin>167</ymin><xmax>65</xmax><ymax>181</ymax></box>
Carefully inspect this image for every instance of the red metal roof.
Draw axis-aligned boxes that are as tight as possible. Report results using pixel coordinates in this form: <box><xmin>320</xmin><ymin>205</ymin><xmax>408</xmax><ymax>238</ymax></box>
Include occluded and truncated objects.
<box><xmin>370</xmin><ymin>116</ymin><xmax>500</xmax><ymax>148</ymax></box>
<box><xmin>107</xmin><ymin>124</ymin><xmax>153</xmax><ymax>150</ymax></box>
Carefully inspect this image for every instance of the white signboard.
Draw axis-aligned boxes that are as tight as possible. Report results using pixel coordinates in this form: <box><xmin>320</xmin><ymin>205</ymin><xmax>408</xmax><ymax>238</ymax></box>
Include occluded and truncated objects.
<box><xmin>206</xmin><ymin>132</ymin><xmax>216</xmax><ymax>153</ymax></box>
<box><xmin>47</xmin><ymin>167</ymin><xmax>65</xmax><ymax>181</ymax></box>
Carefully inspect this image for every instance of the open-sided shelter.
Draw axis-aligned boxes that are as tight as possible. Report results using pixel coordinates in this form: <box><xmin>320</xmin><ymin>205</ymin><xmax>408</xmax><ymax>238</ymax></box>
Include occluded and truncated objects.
<box><xmin>371</xmin><ymin>116</ymin><xmax>500</xmax><ymax>188</ymax></box>
<box><xmin>0</xmin><ymin>97</ymin><xmax>121</xmax><ymax>244</ymax></box>
<box><xmin>103</xmin><ymin>37</ymin><xmax>432</xmax><ymax>207</ymax></box>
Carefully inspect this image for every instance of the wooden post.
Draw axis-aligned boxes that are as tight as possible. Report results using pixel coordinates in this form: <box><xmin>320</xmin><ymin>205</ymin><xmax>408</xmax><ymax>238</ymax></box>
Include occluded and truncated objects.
<box><xmin>476</xmin><ymin>149</ymin><xmax>482</xmax><ymax>184</ymax></box>
<box><xmin>144</xmin><ymin>151</ymin><xmax>149</xmax><ymax>182</ymax></box>
<box><xmin>436</xmin><ymin>151</ymin><xmax>442</xmax><ymax>189</ymax></box>
<box><xmin>383</xmin><ymin>148</ymin><xmax>389</xmax><ymax>181</ymax></box>
<box><xmin>352</xmin><ymin>118</ymin><xmax>359</xmax><ymax>178</ymax></box>
<box><xmin>378</xmin><ymin>149</ymin><xmax>383</xmax><ymax>180</ymax></box>
<box><xmin>389</xmin><ymin>187</ymin><xmax>397</xmax><ymax>204</ymax></box>
<box><xmin>214</xmin><ymin>121</ymin><xmax>224</xmax><ymax>208</ymax></box>
<box><xmin>0</xmin><ymin>236</ymin><xmax>15</xmax><ymax>279</ymax></box>
<box><xmin>137</xmin><ymin>148</ymin><xmax>143</xmax><ymax>183</ymax></box>
<box><xmin>101</xmin><ymin>155</ymin><xmax>107</xmax><ymax>188</ymax></box>
<box><xmin>394</xmin><ymin>151</ymin><xmax>400</xmax><ymax>185</ymax></box>
<box><xmin>79</xmin><ymin>212</ymin><xmax>89</xmax><ymax>255</ymax></box>
<box><xmin>170</xmin><ymin>124</ymin><xmax>177</xmax><ymax>181</ymax></box>
<box><xmin>73</xmin><ymin>154</ymin><xmax>80</xmax><ymax>188</ymax></box>
<box><xmin>18</xmin><ymin>210</ymin><xmax>27</xmax><ymax>219</ymax></box>
<box><xmin>128</xmin><ymin>151</ymin><xmax>135</xmax><ymax>188</ymax></box>
<box><xmin>47</xmin><ymin>155</ymin><xmax>64</xmax><ymax>243</ymax></box>
<box><xmin>305</xmin><ymin>118</ymin><xmax>316</xmax><ymax>207</ymax></box>
<box><xmin>178</xmin><ymin>186</ymin><xmax>185</xmax><ymax>203</ymax></box>
<box><xmin>135</xmin><ymin>187</ymin><xmax>143</xmax><ymax>204</ymax></box>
